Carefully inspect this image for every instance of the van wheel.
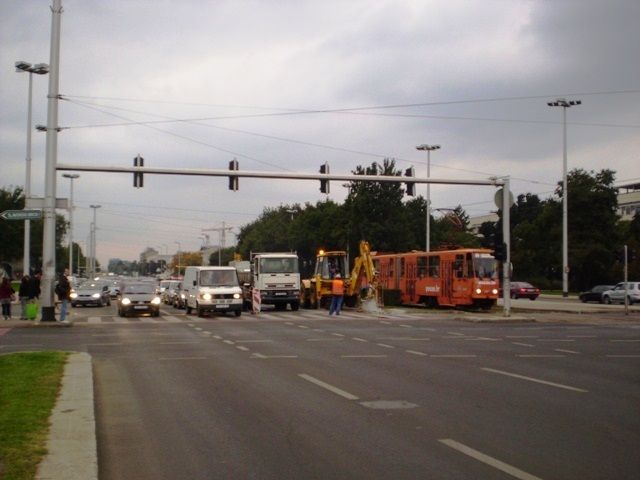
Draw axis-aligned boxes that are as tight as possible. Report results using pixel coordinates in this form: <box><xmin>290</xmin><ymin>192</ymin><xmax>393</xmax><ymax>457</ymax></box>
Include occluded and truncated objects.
<box><xmin>604</xmin><ymin>296</ymin><xmax>611</xmax><ymax>305</ymax></box>
<box><xmin>234</xmin><ymin>310</ymin><xmax>241</xmax><ymax>317</ymax></box>
<box><xmin>186</xmin><ymin>304</ymin><xmax>192</xmax><ymax>314</ymax></box>
<box><xmin>197</xmin><ymin>304</ymin><xmax>204</xmax><ymax>317</ymax></box>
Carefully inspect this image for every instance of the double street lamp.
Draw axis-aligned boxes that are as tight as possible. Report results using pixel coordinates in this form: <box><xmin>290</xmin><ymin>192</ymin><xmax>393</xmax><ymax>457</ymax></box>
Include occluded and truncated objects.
<box><xmin>15</xmin><ymin>60</ymin><xmax>49</xmax><ymax>275</ymax></box>
<box><xmin>547</xmin><ymin>98</ymin><xmax>581</xmax><ymax>298</ymax></box>
<box><xmin>415</xmin><ymin>144</ymin><xmax>440</xmax><ymax>252</ymax></box>
<box><xmin>174</xmin><ymin>241</ymin><xmax>182</xmax><ymax>276</ymax></box>
<box><xmin>89</xmin><ymin>205</ymin><xmax>101</xmax><ymax>277</ymax></box>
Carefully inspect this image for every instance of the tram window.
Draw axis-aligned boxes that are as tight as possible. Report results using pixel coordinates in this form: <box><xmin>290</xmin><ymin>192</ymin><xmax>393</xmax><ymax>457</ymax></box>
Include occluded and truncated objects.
<box><xmin>454</xmin><ymin>255</ymin><xmax>464</xmax><ymax>278</ymax></box>
<box><xmin>428</xmin><ymin>256</ymin><xmax>440</xmax><ymax>277</ymax></box>
<box><xmin>400</xmin><ymin>258</ymin><xmax>406</xmax><ymax>277</ymax></box>
<box><xmin>417</xmin><ymin>257</ymin><xmax>427</xmax><ymax>278</ymax></box>
<box><xmin>466</xmin><ymin>253</ymin><xmax>474</xmax><ymax>278</ymax></box>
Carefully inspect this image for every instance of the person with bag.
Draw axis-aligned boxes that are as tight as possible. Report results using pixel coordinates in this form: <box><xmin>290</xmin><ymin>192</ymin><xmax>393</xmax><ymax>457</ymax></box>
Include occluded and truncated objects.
<box><xmin>19</xmin><ymin>275</ymin><xmax>30</xmax><ymax>320</ymax></box>
<box><xmin>0</xmin><ymin>277</ymin><xmax>16</xmax><ymax>320</ymax></box>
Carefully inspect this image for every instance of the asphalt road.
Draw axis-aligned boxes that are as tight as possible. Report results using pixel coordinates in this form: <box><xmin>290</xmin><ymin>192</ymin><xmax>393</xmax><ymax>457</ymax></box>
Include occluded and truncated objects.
<box><xmin>1</xmin><ymin>304</ymin><xmax>639</xmax><ymax>479</ymax></box>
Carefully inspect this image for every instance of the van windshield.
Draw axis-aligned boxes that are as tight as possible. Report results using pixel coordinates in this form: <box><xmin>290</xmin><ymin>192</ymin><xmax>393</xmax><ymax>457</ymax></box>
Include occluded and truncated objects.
<box><xmin>199</xmin><ymin>270</ymin><xmax>238</xmax><ymax>287</ymax></box>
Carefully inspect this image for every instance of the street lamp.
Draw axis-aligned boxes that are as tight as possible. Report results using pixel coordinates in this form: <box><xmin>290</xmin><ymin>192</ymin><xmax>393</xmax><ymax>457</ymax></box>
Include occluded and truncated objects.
<box><xmin>62</xmin><ymin>174</ymin><xmax>79</xmax><ymax>277</ymax></box>
<box><xmin>415</xmin><ymin>144</ymin><xmax>440</xmax><ymax>252</ymax></box>
<box><xmin>89</xmin><ymin>205</ymin><xmax>101</xmax><ymax>277</ymax></box>
<box><xmin>174</xmin><ymin>241</ymin><xmax>181</xmax><ymax>276</ymax></box>
<box><xmin>547</xmin><ymin>98</ymin><xmax>581</xmax><ymax>298</ymax></box>
<box><xmin>15</xmin><ymin>60</ymin><xmax>49</xmax><ymax>275</ymax></box>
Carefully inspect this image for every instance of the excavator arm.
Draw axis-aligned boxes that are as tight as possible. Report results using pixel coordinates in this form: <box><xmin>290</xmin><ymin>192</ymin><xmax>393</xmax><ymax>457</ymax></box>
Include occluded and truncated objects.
<box><xmin>347</xmin><ymin>240</ymin><xmax>377</xmax><ymax>297</ymax></box>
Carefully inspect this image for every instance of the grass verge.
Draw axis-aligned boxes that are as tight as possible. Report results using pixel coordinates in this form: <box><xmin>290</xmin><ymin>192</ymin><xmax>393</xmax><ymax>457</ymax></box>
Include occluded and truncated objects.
<box><xmin>0</xmin><ymin>351</ymin><xmax>69</xmax><ymax>480</ymax></box>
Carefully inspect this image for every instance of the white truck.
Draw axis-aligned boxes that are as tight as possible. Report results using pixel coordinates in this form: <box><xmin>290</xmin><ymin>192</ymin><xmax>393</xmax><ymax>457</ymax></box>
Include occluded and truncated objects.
<box><xmin>231</xmin><ymin>253</ymin><xmax>301</xmax><ymax>311</ymax></box>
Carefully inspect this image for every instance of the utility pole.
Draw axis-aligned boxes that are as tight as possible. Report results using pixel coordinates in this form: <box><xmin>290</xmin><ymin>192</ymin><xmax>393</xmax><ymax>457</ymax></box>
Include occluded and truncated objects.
<box><xmin>40</xmin><ymin>0</ymin><xmax>63</xmax><ymax>321</ymax></box>
<box><xmin>63</xmin><ymin>174</ymin><xmax>79</xmax><ymax>276</ymax></box>
<box><xmin>203</xmin><ymin>222</ymin><xmax>233</xmax><ymax>266</ymax></box>
<box><xmin>89</xmin><ymin>205</ymin><xmax>101</xmax><ymax>277</ymax></box>
<box><xmin>416</xmin><ymin>144</ymin><xmax>440</xmax><ymax>252</ymax></box>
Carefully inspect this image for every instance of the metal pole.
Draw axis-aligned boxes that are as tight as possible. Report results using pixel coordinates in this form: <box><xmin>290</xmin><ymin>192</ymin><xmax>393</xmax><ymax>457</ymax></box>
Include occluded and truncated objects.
<box><xmin>40</xmin><ymin>0</ymin><xmax>63</xmax><ymax>321</ymax></box>
<box><xmin>562</xmin><ymin>105</ymin><xmax>568</xmax><ymax>298</ymax></box>
<box><xmin>63</xmin><ymin>174</ymin><xmax>79</xmax><ymax>276</ymax></box>
<box><xmin>24</xmin><ymin>72</ymin><xmax>33</xmax><ymax>276</ymax></box>
<box><xmin>502</xmin><ymin>177</ymin><xmax>511</xmax><ymax>317</ymax></box>
<box><xmin>90</xmin><ymin>205</ymin><xmax>101</xmax><ymax>276</ymax></box>
<box><xmin>426</xmin><ymin>150</ymin><xmax>431</xmax><ymax>252</ymax></box>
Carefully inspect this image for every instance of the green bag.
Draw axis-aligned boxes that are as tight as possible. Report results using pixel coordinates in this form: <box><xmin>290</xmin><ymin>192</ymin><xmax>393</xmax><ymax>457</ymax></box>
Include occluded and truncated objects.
<box><xmin>26</xmin><ymin>302</ymin><xmax>38</xmax><ymax>320</ymax></box>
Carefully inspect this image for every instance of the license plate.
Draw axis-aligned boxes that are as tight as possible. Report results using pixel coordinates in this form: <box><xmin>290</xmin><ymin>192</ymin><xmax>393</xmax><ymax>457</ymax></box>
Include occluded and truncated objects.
<box><xmin>216</xmin><ymin>304</ymin><xmax>229</xmax><ymax>309</ymax></box>
<box><xmin>134</xmin><ymin>305</ymin><xmax>148</xmax><ymax>310</ymax></box>
<box><xmin>275</xmin><ymin>292</ymin><xmax>286</xmax><ymax>296</ymax></box>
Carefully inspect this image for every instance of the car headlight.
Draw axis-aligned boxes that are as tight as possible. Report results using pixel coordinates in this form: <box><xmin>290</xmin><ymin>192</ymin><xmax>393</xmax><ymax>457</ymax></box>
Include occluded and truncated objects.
<box><xmin>92</xmin><ymin>293</ymin><xmax>101</xmax><ymax>299</ymax></box>
<box><xmin>233</xmin><ymin>293</ymin><xmax>241</xmax><ymax>299</ymax></box>
<box><xmin>202</xmin><ymin>293</ymin><xmax>212</xmax><ymax>301</ymax></box>
<box><xmin>180</xmin><ymin>293</ymin><xmax>186</xmax><ymax>299</ymax></box>
<box><xmin>151</xmin><ymin>297</ymin><xmax>161</xmax><ymax>305</ymax></box>
<box><xmin>121</xmin><ymin>298</ymin><xmax>131</xmax><ymax>305</ymax></box>
<box><xmin>70</xmin><ymin>292</ymin><xmax>78</xmax><ymax>299</ymax></box>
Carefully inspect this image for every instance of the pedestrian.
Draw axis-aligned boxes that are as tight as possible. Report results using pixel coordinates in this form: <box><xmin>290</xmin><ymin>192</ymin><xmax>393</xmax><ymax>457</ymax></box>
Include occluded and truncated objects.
<box><xmin>329</xmin><ymin>273</ymin><xmax>344</xmax><ymax>316</ymax></box>
<box><xmin>19</xmin><ymin>275</ymin><xmax>30</xmax><ymax>320</ymax></box>
<box><xmin>55</xmin><ymin>270</ymin><xmax>71</xmax><ymax>323</ymax></box>
<box><xmin>0</xmin><ymin>277</ymin><xmax>16</xmax><ymax>320</ymax></box>
<box><xmin>28</xmin><ymin>270</ymin><xmax>42</xmax><ymax>300</ymax></box>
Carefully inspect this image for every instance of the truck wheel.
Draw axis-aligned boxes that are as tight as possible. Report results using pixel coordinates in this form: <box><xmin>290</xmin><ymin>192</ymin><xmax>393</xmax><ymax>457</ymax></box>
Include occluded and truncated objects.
<box><xmin>234</xmin><ymin>310</ymin><xmax>241</xmax><ymax>317</ymax></box>
<box><xmin>196</xmin><ymin>304</ymin><xmax>204</xmax><ymax>317</ymax></box>
<box><xmin>290</xmin><ymin>301</ymin><xmax>299</xmax><ymax>311</ymax></box>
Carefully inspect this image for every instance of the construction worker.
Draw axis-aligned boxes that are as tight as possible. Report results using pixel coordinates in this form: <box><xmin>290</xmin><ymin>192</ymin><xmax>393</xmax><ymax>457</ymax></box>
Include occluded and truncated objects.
<box><xmin>329</xmin><ymin>273</ymin><xmax>344</xmax><ymax>316</ymax></box>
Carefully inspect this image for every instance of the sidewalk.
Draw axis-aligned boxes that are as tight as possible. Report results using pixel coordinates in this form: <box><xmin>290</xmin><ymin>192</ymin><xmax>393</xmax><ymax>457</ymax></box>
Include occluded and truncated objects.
<box><xmin>36</xmin><ymin>352</ymin><xmax>98</xmax><ymax>480</ymax></box>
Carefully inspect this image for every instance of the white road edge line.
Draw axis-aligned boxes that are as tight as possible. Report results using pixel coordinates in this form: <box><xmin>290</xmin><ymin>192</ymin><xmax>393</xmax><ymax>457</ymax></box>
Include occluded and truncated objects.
<box><xmin>439</xmin><ymin>438</ymin><xmax>544</xmax><ymax>480</ymax></box>
<box><xmin>482</xmin><ymin>367</ymin><xmax>588</xmax><ymax>393</ymax></box>
<box><xmin>298</xmin><ymin>373</ymin><xmax>359</xmax><ymax>400</ymax></box>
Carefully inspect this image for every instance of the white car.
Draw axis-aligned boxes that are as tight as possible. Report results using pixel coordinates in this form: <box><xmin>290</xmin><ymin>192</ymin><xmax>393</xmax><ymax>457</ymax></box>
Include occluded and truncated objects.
<box><xmin>602</xmin><ymin>282</ymin><xmax>640</xmax><ymax>305</ymax></box>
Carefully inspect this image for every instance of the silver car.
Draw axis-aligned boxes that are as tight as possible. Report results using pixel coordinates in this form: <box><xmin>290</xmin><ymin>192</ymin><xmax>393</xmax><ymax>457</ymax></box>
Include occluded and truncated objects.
<box><xmin>602</xmin><ymin>282</ymin><xmax>640</xmax><ymax>305</ymax></box>
<box><xmin>70</xmin><ymin>282</ymin><xmax>111</xmax><ymax>307</ymax></box>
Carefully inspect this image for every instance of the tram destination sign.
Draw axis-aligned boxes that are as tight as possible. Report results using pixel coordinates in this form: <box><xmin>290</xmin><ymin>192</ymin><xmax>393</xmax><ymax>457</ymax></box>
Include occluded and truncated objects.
<box><xmin>0</xmin><ymin>209</ymin><xmax>42</xmax><ymax>221</ymax></box>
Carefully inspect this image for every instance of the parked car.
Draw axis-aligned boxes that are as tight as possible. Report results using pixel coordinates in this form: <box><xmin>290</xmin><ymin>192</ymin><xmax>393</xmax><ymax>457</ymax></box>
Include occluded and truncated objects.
<box><xmin>70</xmin><ymin>282</ymin><xmax>111</xmax><ymax>307</ymax></box>
<box><xmin>579</xmin><ymin>285</ymin><xmax>614</xmax><ymax>303</ymax></box>
<box><xmin>602</xmin><ymin>282</ymin><xmax>640</xmax><ymax>305</ymax></box>
<box><xmin>117</xmin><ymin>282</ymin><xmax>161</xmax><ymax>317</ymax></box>
<box><xmin>510</xmin><ymin>281</ymin><xmax>540</xmax><ymax>300</ymax></box>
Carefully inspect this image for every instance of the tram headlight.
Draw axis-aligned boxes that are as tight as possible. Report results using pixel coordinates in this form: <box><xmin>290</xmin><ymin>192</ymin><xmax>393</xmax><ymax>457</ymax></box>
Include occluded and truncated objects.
<box><xmin>475</xmin><ymin>288</ymin><xmax>482</xmax><ymax>295</ymax></box>
<box><xmin>492</xmin><ymin>288</ymin><xmax>499</xmax><ymax>295</ymax></box>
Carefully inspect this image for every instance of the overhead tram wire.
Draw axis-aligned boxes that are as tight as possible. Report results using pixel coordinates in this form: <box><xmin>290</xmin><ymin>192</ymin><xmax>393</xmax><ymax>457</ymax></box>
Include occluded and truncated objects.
<box><xmin>61</xmin><ymin>97</ymin><xmax>555</xmax><ymax>184</ymax></box>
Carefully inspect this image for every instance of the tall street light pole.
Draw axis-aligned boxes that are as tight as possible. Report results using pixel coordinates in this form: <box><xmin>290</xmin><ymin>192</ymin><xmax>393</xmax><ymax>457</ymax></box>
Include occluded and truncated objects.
<box><xmin>89</xmin><ymin>205</ymin><xmax>101</xmax><ymax>277</ymax></box>
<box><xmin>40</xmin><ymin>0</ymin><xmax>63</xmax><ymax>321</ymax></box>
<box><xmin>15</xmin><ymin>61</ymin><xmax>49</xmax><ymax>276</ymax></box>
<box><xmin>547</xmin><ymin>98</ymin><xmax>581</xmax><ymax>298</ymax></box>
<box><xmin>63</xmin><ymin>174</ymin><xmax>79</xmax><ymax>277</ymax></box>
<box><xmin>174</xmin><ymin>241</ymin><xmax>181</xmax><ymax>276</ymax></box>
<box><xmin>416</xmin><ymin>144</ymin><xmax>440</xmax><ymax>252</ymax></box>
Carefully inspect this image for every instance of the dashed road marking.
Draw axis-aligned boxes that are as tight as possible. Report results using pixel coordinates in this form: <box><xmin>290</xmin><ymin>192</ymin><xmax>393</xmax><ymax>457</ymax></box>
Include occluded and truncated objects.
<box><xmin>482</xmin><ymin>367</ymin><xmax>587</xmax><ymax>393</ymax></box>
<box><xmin>298</xmin><ymin>373</ymin><xmax>359</xmax><ymax>400</ymax></box>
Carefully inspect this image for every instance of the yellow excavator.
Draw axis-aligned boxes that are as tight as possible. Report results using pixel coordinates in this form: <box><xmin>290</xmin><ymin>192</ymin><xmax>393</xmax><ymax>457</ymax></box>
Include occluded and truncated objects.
<box><xmin>300</xmin><ymin>240</ymin><xmax>377</xmax><ymax>309</ymax></box>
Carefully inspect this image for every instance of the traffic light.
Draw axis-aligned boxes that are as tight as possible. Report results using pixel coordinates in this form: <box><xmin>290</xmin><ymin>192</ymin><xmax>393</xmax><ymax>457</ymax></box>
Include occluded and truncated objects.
<box><xmin>228</xmin><ymin>158</ymin><xmax>239</xmax><ymax>191</ymax></box>
<box><xmin>133</xmin><ymin>155</ymin><xmax>144</xmax><ymax>188</ymax></box>
<box><xmin>320</xmin><ymin>162</ymin><xmax>330</xmax><ymax>194</ymax></box>
<box><xmin>493</xmin><ymin>242</ymin><xmax>507</xmax><ymax>262</ymax></box>
<box><xmin>404</xmin><ymin>166</ymin><xmax>415</xmax><ymax>196</ymax></box>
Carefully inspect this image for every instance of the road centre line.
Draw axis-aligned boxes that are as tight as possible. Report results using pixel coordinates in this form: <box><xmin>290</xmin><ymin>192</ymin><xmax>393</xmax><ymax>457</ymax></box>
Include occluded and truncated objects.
<box><xmin>298</xmin><ymin>374</ymin><xmax>359</xmax><ymax>400</ymax></box>
<box><xmin>297</xmin><ymin>325</ymin><xmax>310</xmax><ymax>329</ymax></box>
<box><xmin>447</xmin><ymin>332</ymin><xmax>466</xmax><ymax>336</ymax></box>
<box><xmin>331</xmin><ymin>333</ymin><xmax>345</xmax><ymax>337</ymax></box>
<box><xmin>223</xmin><ymin>340</ymin><xmax>235</xmax><ymax>345</ymax></box>
<box><xmin>352</xmin><ymin>337</ymin><xmax>369</xmax><ymax>342</ymax></box>
<box><xmin>482</xmin><ymin>367</ymin><xmax>588</xmax><ymax>393</ymax></box>
<box><xmin>555</xmin><ymin>349</ymin><xmax>580</xmax><ymax>354</ymax></box>
<box><xmin>236</xmin><ymin>346</ymin><xmax>250</xmax><ymax>351</ymax></box>
<box><xmin>399</xmin><ymin>324</ymin><xmax>413</xmax><ymax>328</ymax></box>
<box><xmin>376</xmin><ymin>343</ymin><xmax>395</xmax><ymax>349</ymax></box>
<box><xmin>406</xmin><ymin>350</ymin><xmax>428</xmax><ymax>356</ymax></box>
<box><xmin>439</xmin><ymin>439</ymin><xmax>543</xmax><ymax>480</ymax></box>
<box><xmin>512</xmin><ymin>342</ymin><xmax>535</xmax><ymax>348</ymax></box>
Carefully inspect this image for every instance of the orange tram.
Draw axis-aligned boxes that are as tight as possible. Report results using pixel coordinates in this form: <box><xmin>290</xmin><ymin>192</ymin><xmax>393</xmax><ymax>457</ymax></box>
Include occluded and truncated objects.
<box><xmin>372</xmin><ymin>248</ymin><xmax>500</xmax><ymax>309</ymax></box>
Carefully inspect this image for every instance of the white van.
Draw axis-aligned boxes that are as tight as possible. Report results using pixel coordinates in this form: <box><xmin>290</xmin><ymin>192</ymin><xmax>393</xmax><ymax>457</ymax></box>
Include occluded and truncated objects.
<box><xmin>183</xmin><ymin>266</ymin><xmax>243</xmax><ymax>317</ymax></box>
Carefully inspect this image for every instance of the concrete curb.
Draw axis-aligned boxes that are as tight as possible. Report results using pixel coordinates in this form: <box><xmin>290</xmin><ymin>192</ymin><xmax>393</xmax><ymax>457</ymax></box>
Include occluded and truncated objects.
<box><xmin>36</xmin><ymin>352</ymin><xmax>98</xmax><ymax>480</ymax></box>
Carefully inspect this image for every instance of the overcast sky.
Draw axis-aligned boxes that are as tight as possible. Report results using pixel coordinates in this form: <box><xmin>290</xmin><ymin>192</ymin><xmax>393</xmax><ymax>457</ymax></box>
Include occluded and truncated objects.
<box><xmin>1</xmin><ymin>0</ymin><xmax>639</xmax><ymax>267</ymax></box>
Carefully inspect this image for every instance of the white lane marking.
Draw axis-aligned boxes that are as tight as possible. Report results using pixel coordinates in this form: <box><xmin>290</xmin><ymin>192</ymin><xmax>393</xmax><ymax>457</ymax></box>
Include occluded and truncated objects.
<box><xmin>331</xmin><ymin>333</ymin><xmax>345</xmax><ymax>337</ymax></box>
<box><xmin>555</xmin><ymin>349</ymin><xmax>580</xmax><ymax>354</ymax></box>
<box><xmin>482</xmin><ymin>367</ymin><xmax>587</xmax><ymax>393</ymax></box>
<box><xmin>606</xmin><ymin>354</ymin><xmax>640</xmax><ymax>358</ymax></box>
<box><xmin>505</xmin><ymin>336</ymin><xmax>538</xmax><ymax>339</ymax></box>
<box><xmin>566</xmin><ymin>335</ymin><xmax>596</xmax><ymax>338</ymax></box>
<box><xmin>378</xmin><ymin>337</ymin><xmax>431</xmax><ymax>341</ymax></box>
<box><xmin>313</xmin><ymin>329</ymin><xmax>325</xmax><ymax>332</ymax></box>
<box><xmin>200</xmin><ymin>331</ymin><xmax>212</xmax><ymax>336</ymax></box>
<box><xmin>285</xmin><ymin>322</ymin><xmax>295</xmax><ymax>326</ymax></box>
<box><xmin>376</xmin><ymin>343</ymin><xmax>395</xmax><ymax>349</ymax></box>
<box><xmin>380</xmin><ymin>321</ymin><xmax>392</xmax><ymax>325</ymax></box>
<box><xmin>298</xmin><ymin>374</ymin><xmax>359</xmax><ymax>400</ymax></box>
<box><xmin>439</xmin><ymin>439</ymin><xmax>543</xmax><ymax>480</ymax></box>
<box><xmin>88</xmin><ymin>317</ymin><xmax>101</xmax><ymax>324</ymax></box>
<box><xmin>236</xmin><ymin>346</ymin><xmax>249</xmax><ymax>351</ymax></box>
<box><xmin>212</xmin><ymin>335</ymin><xmax>223</xmax><ymax>340</ymax></box>
<box><xmin>160</xmin><ymin>341</ymin><xmax>200</xmax><ymax>345</ymax></box>
<box><xmin>195</xmin><ymin>327</ymin><xmax>203</xmax><ymax>331</ymax></box>
<box><xmin>341</xmin><ymin>355</ymin><xmax>387</xmax><ymax>358</ymax></box>
<box><xmin>236</xmin><ymin>340</ymin><xmax>273</xmax><ymax>343</ymax></box>
<box><xmin>431</xmin><ymin>354</ymin><xmax>477</xmax><ymax>358</ymax></box>
<box><xmin>251</xmin><ymin>353</ymin><xmax>298</xmax><ymax>359</ymax></box>
<box><xmin>465</xmin><ymin>337</ymin><xmax>501</xmax><ymax>342</ymax></box>
<box><xmin>517</xmin><ymin>355</ymin><xmax>565</xmax><ymax>358</ymax></box>
<box><xmin>223</xmin><ymin>340</ymin><xmax>235</xmax><ymax>345</ymax></box>
<box><xmin>306</xmin><ymin>338</ymin><xmax>344</xmax><ymax>342</ymax></box>
<box><xmin>447</xmin><ymin>332</ymin><xmax>466</xmax><ymax>336</ymax></box>
<box><xmin>352</xmin><ymin>337</ymin><xmax>369</xmax><ymax>342</ymax></box>
<box><xmin>512</xmin><ymin>342</ymin><xmax>535</xmax><ymax>348</ymax></box>
<box><xmin>406</xmin><ymin>350</ymin><xmax>428</xmax><ymax>356</ymax></box>
<box><xmin>610</xmin><ymin>339</ymin><xmax>640</xmax><ymax>342</ymax></box>
<box><xmin>399</xmin><ymin>324</ymin><xmax>413</xmax><ymax>328</ymax></box>
<box><xmin>298</xmin><ymin>325</ymin><xmax>310</xmax><ymax>329</ymax></box>
<box><xmin>538</xmin><ymin>339</ymin><xmax>575</xmax><ymax>342</ymax></box>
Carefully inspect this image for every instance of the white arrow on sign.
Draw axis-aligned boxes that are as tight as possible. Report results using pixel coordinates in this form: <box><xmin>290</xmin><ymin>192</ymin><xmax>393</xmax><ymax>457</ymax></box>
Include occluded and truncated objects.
<box><xmin>0</xmin><ymin>209</ymin><xmax>43</xmax><ymax>220</ymax></box>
